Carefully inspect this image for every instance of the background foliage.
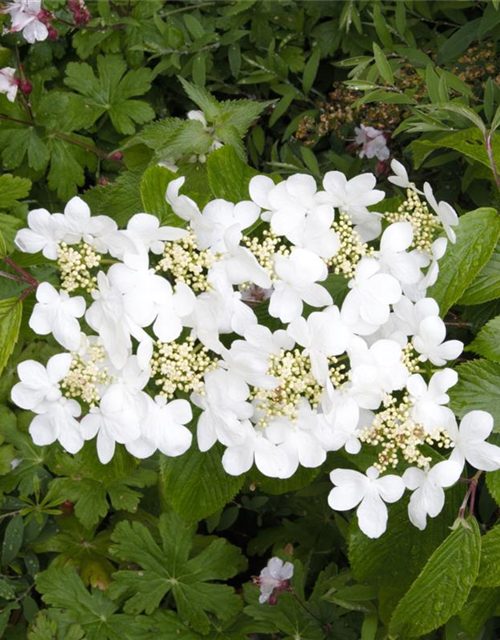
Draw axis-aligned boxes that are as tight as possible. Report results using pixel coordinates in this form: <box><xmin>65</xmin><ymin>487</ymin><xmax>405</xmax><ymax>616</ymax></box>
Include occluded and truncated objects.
<box><xmin>2</xmin><ymin>0</ymin><xmax>500</xmax><ymax>638</ymax></box>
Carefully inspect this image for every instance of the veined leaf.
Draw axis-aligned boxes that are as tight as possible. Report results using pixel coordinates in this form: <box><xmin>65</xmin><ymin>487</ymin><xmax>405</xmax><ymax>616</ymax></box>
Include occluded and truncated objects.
<box><xmin>389</xmin><ymin>518</ymin><xmax>481</xmax><ymax>637</ymax></box>
<box><xmin>467</xmin><ymin>314</ymin><xmax>500</xmax><ymax>362</ymax></box>
<box><xmin>140</xmin><ymin>165</ymin><xmax>185</xmax><ymax>226</ymax></box>
<box><xmin>428</xmin><ymin>208</ymin><xmax>500</xmax><ymax>315</ymax></box>
<box><xmin>0</xmin><ymin>297</ymin><xmax>22</xmax><ymax>376</ymax></box>
<box><xmin>449</xmin><ymin>359</ymin><xmax>500</xmax><ymax>428</ymax></box>
<box><xmin>207</xmin><ymin>146</ymin><xmax>259</xmax><ymax>203</ymax></box>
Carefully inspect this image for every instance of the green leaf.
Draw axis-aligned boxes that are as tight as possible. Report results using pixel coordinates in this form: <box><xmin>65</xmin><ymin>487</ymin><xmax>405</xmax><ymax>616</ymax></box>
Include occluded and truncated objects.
<box><xmin>45</xmin><ymin>136</ymin><xmax>97</xmax><ymax>201</ymax></box>
<box><xmin>476</xmin><ymin>524</ymin><xmax>500</xmax><ymax>587</ymax></box>
<box><xmin>0</xmin><ymin>128</ymin><xmax>49</xmax><ymax>172</ymax></box>
<box><xmin>449</xmin><ymin>360</ymin><xmax>500</xmax><ymax>428</ymax></box>
<box><xmin>64</xmin><ymin>55</ymin><xmax>155</xmax><ymax>135</ymax></box>
<box><xmin>83</xmin><ymin>170</ymin><xmax>144</xmax><ymax>227</ymax></box>
<box><xmin>300</xmin><ymin>145</ymin><xmax>320</xmax><ymax>177</ymax></box>
<box><xmin>427</xmin><ymin>208</ymin><xmax>500</xmax><ymax>315</ymax></box>
<box><xmin>160</xmin><ymin>443</ymin><xmax>245</xmax><ymax>522</ymax></box>
<box><xmin>0</xmin><ymin>213</ymin><xmax>24</xmax><ymax>256</ymax></box>
<box><xmin>467</xmin><ymin>315</ymin><xmax>500</xmax><ymax>362</ymax></box>
<box><xmin>436</xmin><ymin>19</ymin><xmax>481</xmax><ymax>65</ymax></box>
<box><xmin>36</xmin><ymin>567</ymin><xmax>148</xmax><ymax>640</ymax></box>
<box><xmin>0</xmin><ymin>297</ymin><xmax>22</xmax><ymax>376</ymax></box>
<box><xmin>459</xmin><ymin>587</ymin><xmax>500</xmax><ymax>637</ymax></box>
<box><xmin>389</xmin><ymin>518</ymin><xmax>481</xmax><ymax>637</ymax></box>
<box><xmin>140</xmin><ymin>165</ymin><xmax>185</xmax><ymax>226</ymax></box>
<box><xmin>460</xmin><ymin>241</ymin><xmax>500</xmax><ymax>305</ymax></box>
<box><xmin>373</xmin><ymin>3</ymin><xmax>393</xmax><ymax>50</ymax></box>
<box><xmin>109</xmin><ymin>512</ymin><xmax>244</xmax><ymax>634</ymax></box>
<box><xmin>372</xmin><ymin>43</ymin><xmax>394</xmax><ymax>85</ymax></box>
<box><xmin>192</xmin><ymin>53</ymin><xmax>206</xmax><ymax>87</ymax></box>
<box><xmin>302</xmin><ymin>48</ymin><xmax>321</xmax><ymax>95</ymax></box>
<box><xmin>349</xmin><ymin>484</ymin><xmax>463</xmax><ymax>624</ymax></box>
<box><xmin>47</xmin><ymin>443</ymin><xmax>156</xmax><ymax>529</ymax></box>
<box><xmin>487</xmin><ymin>470</ymin><xmax>500</xmax><ymax>506</ymax></box>
<box><xmin>178</xmin><ymin>77</ymin><xmax>220</xmax><ymax>121</ymax></box>
<box><xmin>0</xmin><ymin>174</ymin><xmax>31</xmax><ymax>209</ymax></box>
<box><xmin>1</xmin><ymin>514</ymin><xmax>23</xmax><ymax>565</ymax></box>
<box><xmin>207</xmin><ymin>146</ymin><xmax>259</xmax><ymax>203</ymax></box>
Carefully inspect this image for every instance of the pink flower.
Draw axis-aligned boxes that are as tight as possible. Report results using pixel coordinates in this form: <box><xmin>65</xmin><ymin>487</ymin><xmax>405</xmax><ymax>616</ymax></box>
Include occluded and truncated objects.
<box><xmin>354</xmin><ymin>124</ymin><xmax>390</xmax><ymax>161</ymax></box>
<box><xmin>253</xmin><ymin>557</ymin><xmax>294</xmax><ymax>604</ymax></box>
<box><xmin>0</xmin><ymin>68</ymin><xmax>18</xmax><ymax>103</ymax></box>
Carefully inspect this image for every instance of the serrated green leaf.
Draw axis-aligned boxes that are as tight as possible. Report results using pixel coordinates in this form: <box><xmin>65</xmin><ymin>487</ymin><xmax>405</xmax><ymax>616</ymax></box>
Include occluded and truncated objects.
<box><xmin>178</xmin><ymin>77</ymin><xmax>220</xmax><ymax>121</ymax></box>
<box><xmin>140</xmin><ymin>165</ymin><xmax>185</xmax><ymax>226</ymax></box>
<box><xmin>0</xmin><ymin>297</ymin><xmax>22</xmax><ymax>376</ymax></box>
<box><xmin>0</xmin><ymin>174</ymin><xmax>31</xmax><ymax>209</ymax></box>
<box><xmin>460</xmin><ymin>241</ymin><xmax>500</xmax><ymax>305</ymax></box>
<box><xmin>459</xmin><ymin>586</ymin><xmax>500</xmax><ymax>637</ymax></box>
<box><xmin>467</xmin><ymin>314</ymin><xmax>500</xmax><ymax>361</ymax></box>
<box><xmin>487</xmin><ymin>469</ymin><xmax>500</xmax><ymax>512</ymax></box>
<box><xmin>389</xmin><ymin>518</ymin><xmax>481</xmax><ymax>637</ymax></box>
<box><xmin>36</xmin><ymin>567</ymin><xmax>149</xmax><ymax>640</ymax></box>
<box><xmin>64</xmin><ymin>55</ymin><xmax>154</xmax><ymax>135</ymax></box>
<box><xmin>0</xmin><ymin>213</ymin><xmax>24</xmax><ymax>256</ymax></box>
<box><xmin>349</xmin><ymin>482</ymin><xmax>463</xmax><ymax>624</ymax></box>
<box><xmin>0</xmin><ymin>128</ymin><xmax>49</xmax><ymax>172</ymax></box>
<box><xmin>428</xmin><ymin>208</ymin><xmax>500</xmax><ymax>315</ymax></box>
<box><xmin>45</xmin><ymin>137</ymin><xmax>97</xmax><ymax>201</ymax></box>
<box><xmin>109</xmin><ymin>512</ymin><xmax>244</xmax><ymax>634</ymax></box>
<box><xmin>83</xmin><ymin>170</ymin><xmax>144</xmax><ymax>227</ymax></box>
<box><xmin>207</xmin><ymin>146</ymin><xmax>259</xmax><ymax>203</ymax></box>
<box><xmin>475</xmin><ymin>524</ymin><xmax>500</xmax><ymax>587</ymax></box>
<box><xmin>160</xmin><ymin>443</ymin><xmax>245</xmax><ymax>522</ymax></box>
<box><xmin>449</xmin><ymin>359</ymin><xmax>500</xmax><ymax>428</ymax></box>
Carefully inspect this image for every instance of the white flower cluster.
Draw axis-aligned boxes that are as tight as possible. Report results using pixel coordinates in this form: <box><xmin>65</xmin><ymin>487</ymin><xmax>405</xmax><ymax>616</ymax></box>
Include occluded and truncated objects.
<box><xmin>11</xmin><ymin>160</ymin><xmax>500</xmax><ymax>538</ymax></box>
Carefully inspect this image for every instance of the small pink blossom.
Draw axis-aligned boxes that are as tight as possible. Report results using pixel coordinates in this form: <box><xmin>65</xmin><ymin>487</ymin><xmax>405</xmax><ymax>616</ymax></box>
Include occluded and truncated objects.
<box><xmin>253</xmin><ymin>557</ymin><xmax>294</xmax><ymax>604</ymax></box>
<box><xmin>354</xmin><ymin>124</ymin><xmax>390</xmax><ymax>161</ymax></box>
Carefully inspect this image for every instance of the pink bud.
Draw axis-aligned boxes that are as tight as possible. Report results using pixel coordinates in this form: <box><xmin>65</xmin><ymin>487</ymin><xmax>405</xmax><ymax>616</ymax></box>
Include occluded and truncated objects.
<box><xmin>37</xmin><ymin>9</ymin><xmax>53</xmax><ymax>25</ymax></box>
<box><xmin>99</xmin><ymin>177</ymin><xmax>110</xmax><ymax>186</ymax></box>
<box><xmin>47</xmin><ymin>26</ymin><xmax>59</xmax><ymax>40</ymax></box>
<box><xmin>20</xmin><ymin>80</ymin><xmax>32</xmax><ymax>95</ymax></box>
<box><xmin>108</xmin><ymin>151</ymin><xmax>123</xmax><ymax>161</ymax></box>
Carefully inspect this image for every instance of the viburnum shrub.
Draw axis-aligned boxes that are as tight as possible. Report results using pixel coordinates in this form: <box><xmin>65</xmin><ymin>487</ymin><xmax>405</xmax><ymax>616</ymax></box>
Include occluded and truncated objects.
<box><xmin>10</xmin><ymin>157</ymin><xmax>498</xmax><ymax>540</ymax></box>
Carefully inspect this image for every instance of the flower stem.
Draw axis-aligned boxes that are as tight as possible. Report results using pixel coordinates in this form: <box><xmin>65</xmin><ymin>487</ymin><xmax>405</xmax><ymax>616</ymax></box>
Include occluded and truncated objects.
<box><xmin>484</xmin><ymin>130</ymin><xmax>500</xmax><ymax>195</ymax></box>
<box><xmin>458</xmin><ymin>470</ymin><xmax>483</xmax><ymax>519</ymax></box>
<box><xmin>290</xmin><ymin>589</ymin><xmax>329</xmax><ymax>635</ymax></box>
<box><xmin>4</xmin><ymin>258</ymin><xmax>38</xmax><ymax>286</ymax></box>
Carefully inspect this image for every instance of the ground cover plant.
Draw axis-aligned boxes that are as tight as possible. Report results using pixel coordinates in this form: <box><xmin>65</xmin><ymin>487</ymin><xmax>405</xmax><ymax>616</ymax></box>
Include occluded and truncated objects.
<box><xmin>3</xmin><ymin>1</ymin><xmax>500</xmax><ymax>638</ymax></box>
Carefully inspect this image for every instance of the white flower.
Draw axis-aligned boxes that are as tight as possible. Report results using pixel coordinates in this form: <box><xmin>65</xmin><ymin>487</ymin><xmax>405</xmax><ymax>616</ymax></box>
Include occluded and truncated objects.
<box><xmin>154</xmin><ymin>282</ymin><xmax>196</xmax><ymax>343</ymax></box>
<box><xmin>320</xmin><ymin>171</ymin><xmax>384</xmax><ymax>214</ymax></box>
<box><xmin>0</xmin><ymin>68</ymin><xmax>18</xmax><ymax>102</ymax></box>
<box><xmin>222</xmin><ymin>420</ymin><xmax>291</xmax><ymax>478</ymax></box>
<box><xmin>413</xmin><ymin>316</ymin><xmax>463</xmax><ymax>366</ymax></box>
<box><xmin>287</xmin><ymin>306</ymin><xmax>352</xmax><ymax>383</ymax></box>
<box><xmin>219</xmin><ymin>225</ymin><xmax>272</xmax><ymax>289</ymax></box>
<box><xmin>355</xmin><ymin>125</ymin><xmax>390</xmax><ymax>161</ymax></box>
<box><xmin>393</xmin><ymin>296</ymin><xmax>440</xmax><ymax>336</ymax></box>
<box><xmin>81</xmin><ymin>357</ymin><xmax>148</xmax><ymax>463</ymax></box>
<box><xmin>448</xmin><ymin>410</ymin><xmax>500</xmax><ymax>473</ymax></box>
<box><xmin>377</xmin><ymin>222</ymin><xmax>421</xmax><ymax>284</ymax></box>
<box><xmin>265</xmin><ymin>401</ymin><xmax>326</xmax><ymax>477</ymax></box>
<box><xmin>30</xmin><ymin>398</ymin><xmax>83</xmax><ymax>454</ymax></box>
<box><xmin>269</xmin><ymin>248</ymin><xmax>332</xmax><ymax>323</ymax></box>
<box><xmin>328</xmin><ymin>466</ymin><xmax>405</xmax><ymax>538</ymax></box>
<box><xmin>407</xmin><ymin>370</ymin><xmax>457</xmax><ymax>434</ymax></box>
<box><xmin>348</xmin><ymin>338</ymin><xmax>409</xmax><ymax>410</ymax></box>
<box><xmin>254</xmin><ymin>557</ymin><xmax>294</xmax><ymax>605</ymax></box>
<box><xmin>319</xmin><ymin>171</ymin><xmax>384</xmax><ymax>241</ymax></box>
<box><xmin>423</xmin><ymin>182</ymin><xmax>458</xmax><ymax>243</ymax></box>
<box><xmin>317</xmin><ymin>383</ymin><xmax>361</xmax><ymax>454</ymax></box>
<box><xmin>388</xmin><ymin>159</ymin><xmax>423</xmax><ymax>193</ymax></box>
<box><xmin>199</xmin><ymin>199</ymin><xmax>260</xmax><ymax>252</ymax></box>
<box><xmin>287</xmin><ymin>204</ymin><xmax>340</xmax><ymax>259</ymax></box>
<box><xmin>126</xmin><ymin>213</ymin><xmax>187</xmax><ymax>255</ymax></box>
<box><xmin>4</xmin><ymin>0</ymin><xmax>48</xmax><ymax>44</ymax></box>
<box><xmin>403</xmin><ymin>461</ymin><xmax>461</xmax><ymax>530</ymax></box>
<box><xmin>126</xmin><ymin>396</ymin><xmax>192</xmax><ymax>459</ymax></box>
<box><xmin>29</xmin><ymin>283</ymin><xmax>85</xmax><ymax>351</ymax></box>
<box><xmin>85</xmin><ymin>272</ymin><xmax>138</xmax><ymax>370</ymax></box>
<box><xmin>191</xmin><ymin>369</ymin><xmax>253</xmax><ymax>451</ymax></box>
<box><xmin>342</xmin><ymin>258</ymin><xmax>401</xmax><ymax>328</ymax></box>
<box><xmin>108</xmin><ymin>252</ymin><xmax>172</xmax><ymax>329</ymax></box>
<box><xmin>11</xmin><ymin>353</ymin><xmax>71</xmax><ymax>412</ymax></box>
<box><xmin>15</xmin><ymin>208</ymin><xmax>62</xmax><ymax>259</ymax></box>
<box><xmin>249</xmin><ymin>174</ymin><xmax>320</xmax><ymax>241</ymax></box>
